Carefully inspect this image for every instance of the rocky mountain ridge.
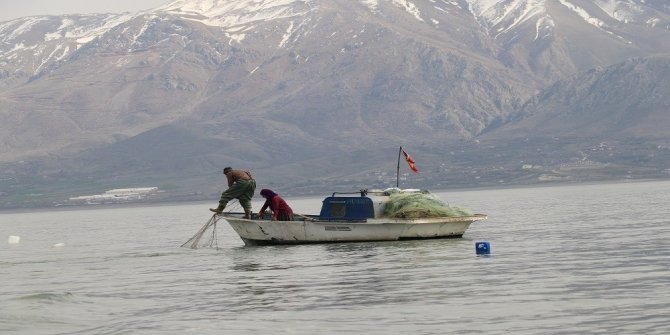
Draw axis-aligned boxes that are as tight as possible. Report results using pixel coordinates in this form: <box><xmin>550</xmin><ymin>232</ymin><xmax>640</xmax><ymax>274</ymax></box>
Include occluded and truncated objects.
<box><xmin>1</xmin><ymin>0</ymin><xmax>670</xmax><ymax>207</ymax></box>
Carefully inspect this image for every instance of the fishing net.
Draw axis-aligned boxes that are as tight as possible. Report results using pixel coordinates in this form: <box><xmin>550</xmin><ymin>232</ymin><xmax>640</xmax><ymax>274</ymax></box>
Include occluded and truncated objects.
<box><xmin>381</xmin><ymin>189</ymin><xmax>472</xmax><ymax>218</ymax></box>
<box><xmin>180</xmin><ymin>214</ymin><xmax>223</xmax><ymax>249</ymax></box>
<box><xmin>180</xmin><ymin>200</ymin><xmax>240</xmax><ymax>249</ymax></box>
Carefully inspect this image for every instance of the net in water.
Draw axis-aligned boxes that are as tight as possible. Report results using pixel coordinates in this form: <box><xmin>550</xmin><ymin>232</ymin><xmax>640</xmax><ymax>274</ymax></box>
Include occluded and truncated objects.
<box><xmin>181</xmin><ymin>214</ymin><xmax>223</xmax><ymax>249</ymax></box>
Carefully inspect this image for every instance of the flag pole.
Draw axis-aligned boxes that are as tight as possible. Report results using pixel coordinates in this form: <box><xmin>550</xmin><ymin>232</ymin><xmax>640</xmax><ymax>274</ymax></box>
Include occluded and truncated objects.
<box><xmin>396</xmin><ymin>146</ymin><xmax>402</xmax><ymax>188</ymax></box>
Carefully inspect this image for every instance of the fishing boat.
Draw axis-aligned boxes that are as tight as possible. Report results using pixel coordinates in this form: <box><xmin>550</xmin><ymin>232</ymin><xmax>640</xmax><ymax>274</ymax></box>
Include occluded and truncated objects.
<box><xmin>221</xmin><ymin>188</ymin><xmax>487</xmax><ymax>246</ymax></box>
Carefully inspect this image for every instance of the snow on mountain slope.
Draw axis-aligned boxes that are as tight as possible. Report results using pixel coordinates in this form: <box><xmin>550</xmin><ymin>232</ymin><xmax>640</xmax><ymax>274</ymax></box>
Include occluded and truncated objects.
<box><xmin>0</xmin><ymin>14</ymin><xmax>137</xmax><ymax>76</ymax></box>
<box><xmin>0</xmin><ymin>0</ymin><xmax>447</xmax><ymax>77</ymax></box>
<box><xmin>2</xmin><ymin>0</ymin><xmax>670</xmax><ymax>79</ymax></box>
<box><xmin>157</xmin><ymin>0</ymin><xmax>447</xmax><ymax>30</ymax></box>
<box><xmin>157</xmin><ymin>0</ymin><xmax>316</xmax><ymax>29</ymax></box>
<box><xmin>465</xmin><ymin>0</ymin><xmax>551</xmax><ymax>38</ymax></box>
<box><xmin>593</xmin><ymin>0</ymin><xmax>670</xmax><ymax>25</ymax></box>
<box><xmin>465</xmin><ymin>0</ymin><xmax>670</xmax><ymax>41</ymax></box>
<box><xmin>596</xmin><ymin>0</ymin><xmax>643</xmax><ymax>22</ymax></box>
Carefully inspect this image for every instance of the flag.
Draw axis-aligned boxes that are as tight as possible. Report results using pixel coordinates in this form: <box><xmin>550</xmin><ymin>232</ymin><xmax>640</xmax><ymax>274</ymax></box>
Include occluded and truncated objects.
<box><xmin>401</xmin><ymin>148</ymin><xmax>419</xmax><ymax>173</ymax></box>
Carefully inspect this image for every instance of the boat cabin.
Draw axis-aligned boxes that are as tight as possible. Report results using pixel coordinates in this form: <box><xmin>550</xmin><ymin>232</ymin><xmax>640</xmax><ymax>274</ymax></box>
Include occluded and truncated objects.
<box><xmin>318</xmin><ymin>188</ymin><xmax>430</xmax><ymax>221</ymax></box>
<box><xmin>319</xmin><ymin>190</ymin><xmax>375</xmax><ymax>221</ymax></box>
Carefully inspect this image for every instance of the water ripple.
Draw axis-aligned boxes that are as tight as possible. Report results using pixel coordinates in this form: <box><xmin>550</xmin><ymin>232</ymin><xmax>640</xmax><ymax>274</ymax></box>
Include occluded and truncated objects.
<box><xmin>2</xmin><ymin>181</ymin><xmax>670</xmax><ymax>334</ymax></box>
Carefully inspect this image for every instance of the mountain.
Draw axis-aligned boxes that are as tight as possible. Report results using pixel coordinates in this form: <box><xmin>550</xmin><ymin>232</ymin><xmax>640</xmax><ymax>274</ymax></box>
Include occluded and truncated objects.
<box><xmin>1</xmin><ymin>0</ymin><xmax>670</xmax><ymax>208</ymax></box>
<box><xmin>482</xmin><ymin>55</ymin><xmax>670</xmax><ymax>140</ymax></box>
<box><xmin>466</xmin><ymin>0</ymin><xmax>670</xmax><ymax>82</ymax></box>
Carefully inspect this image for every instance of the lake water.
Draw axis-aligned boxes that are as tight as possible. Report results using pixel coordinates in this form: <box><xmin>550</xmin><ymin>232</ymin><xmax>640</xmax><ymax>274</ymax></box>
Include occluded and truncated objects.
<box><xmin>1</xmin><ymin>181</ymin><xmax>669</xmax><ymax>334</ymax></box>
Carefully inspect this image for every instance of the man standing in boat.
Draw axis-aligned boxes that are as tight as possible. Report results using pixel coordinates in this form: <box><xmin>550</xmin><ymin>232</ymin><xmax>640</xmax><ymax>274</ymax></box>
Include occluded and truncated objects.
<box><xmin>210</xmin><ymin>167</ymin><xmax>256</xmax><ymax>219</ymax></box>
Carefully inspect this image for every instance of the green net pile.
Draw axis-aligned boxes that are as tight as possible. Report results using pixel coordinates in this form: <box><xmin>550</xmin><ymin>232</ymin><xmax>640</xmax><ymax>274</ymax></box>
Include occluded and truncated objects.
<box><xmin>381</xmin><ymin>191</ymin><xmax>472</xmax><ymax>218</ymax></box>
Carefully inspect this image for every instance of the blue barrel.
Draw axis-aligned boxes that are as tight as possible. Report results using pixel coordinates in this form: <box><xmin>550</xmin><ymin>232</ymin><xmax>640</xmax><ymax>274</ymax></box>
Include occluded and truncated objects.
<box><xmin>475</xmin><ymin>241</ymin><xmax>491</xmax><ymax>255</ymax></box>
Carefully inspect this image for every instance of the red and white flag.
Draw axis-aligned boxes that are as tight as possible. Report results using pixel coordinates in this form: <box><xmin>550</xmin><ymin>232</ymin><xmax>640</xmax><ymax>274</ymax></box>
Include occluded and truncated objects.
<box><xmin>402</xmin><ymin>148</ymin><xmax>419</xmax><ymax>173</ymax></box>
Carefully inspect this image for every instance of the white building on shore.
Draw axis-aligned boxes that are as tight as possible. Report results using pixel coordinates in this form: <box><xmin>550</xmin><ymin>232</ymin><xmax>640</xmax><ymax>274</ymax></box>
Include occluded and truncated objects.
<box><xmin>68</xmin><ymin>187</ymin><xmax>159</xmax><ymax>204</ymax></box>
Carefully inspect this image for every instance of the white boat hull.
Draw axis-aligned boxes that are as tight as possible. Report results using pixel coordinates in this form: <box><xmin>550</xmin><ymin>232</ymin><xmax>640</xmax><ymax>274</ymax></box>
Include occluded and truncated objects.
<box><xmin>223</xmin><ymin>214</ymin><xmax>488</xmax><ymax>246</ymax></box>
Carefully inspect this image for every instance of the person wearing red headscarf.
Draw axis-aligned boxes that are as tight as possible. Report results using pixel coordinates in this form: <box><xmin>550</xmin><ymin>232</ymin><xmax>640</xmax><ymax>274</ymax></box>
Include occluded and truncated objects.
<box><xmin>258</xmin><ymin>189</ymin><xmax>294</xmax><ymax>221</ymax></box>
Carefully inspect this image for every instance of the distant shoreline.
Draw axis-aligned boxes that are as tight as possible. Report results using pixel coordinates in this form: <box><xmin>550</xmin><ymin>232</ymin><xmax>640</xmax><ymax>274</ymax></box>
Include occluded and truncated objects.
<box><xmin>1</xmin><ymin>178</ymin><xmax>668</xmax><ymax>214</ymax></box>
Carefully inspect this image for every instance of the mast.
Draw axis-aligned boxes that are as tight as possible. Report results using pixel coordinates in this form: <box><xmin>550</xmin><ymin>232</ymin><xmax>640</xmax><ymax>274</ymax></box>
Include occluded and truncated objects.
<box><xmin>396</xmin><ymin>146</ymin><xmax>402</xmax><ymax>188</ymax></box>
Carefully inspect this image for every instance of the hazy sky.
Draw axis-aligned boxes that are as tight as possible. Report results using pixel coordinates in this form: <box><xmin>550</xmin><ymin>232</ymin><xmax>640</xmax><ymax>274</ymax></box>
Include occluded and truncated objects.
<box><xmin>0</xmin><ymin>0</ymin><xmax>171</xmax><ymax>22</ymax></box>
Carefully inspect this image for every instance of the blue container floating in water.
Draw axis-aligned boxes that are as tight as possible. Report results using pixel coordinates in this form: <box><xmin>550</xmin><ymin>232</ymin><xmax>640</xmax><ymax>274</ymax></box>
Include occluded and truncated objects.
<box><xmin>475</xmin><ymin>241</ymin><xmax>491</xmax><ymax>255</ymax></box>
